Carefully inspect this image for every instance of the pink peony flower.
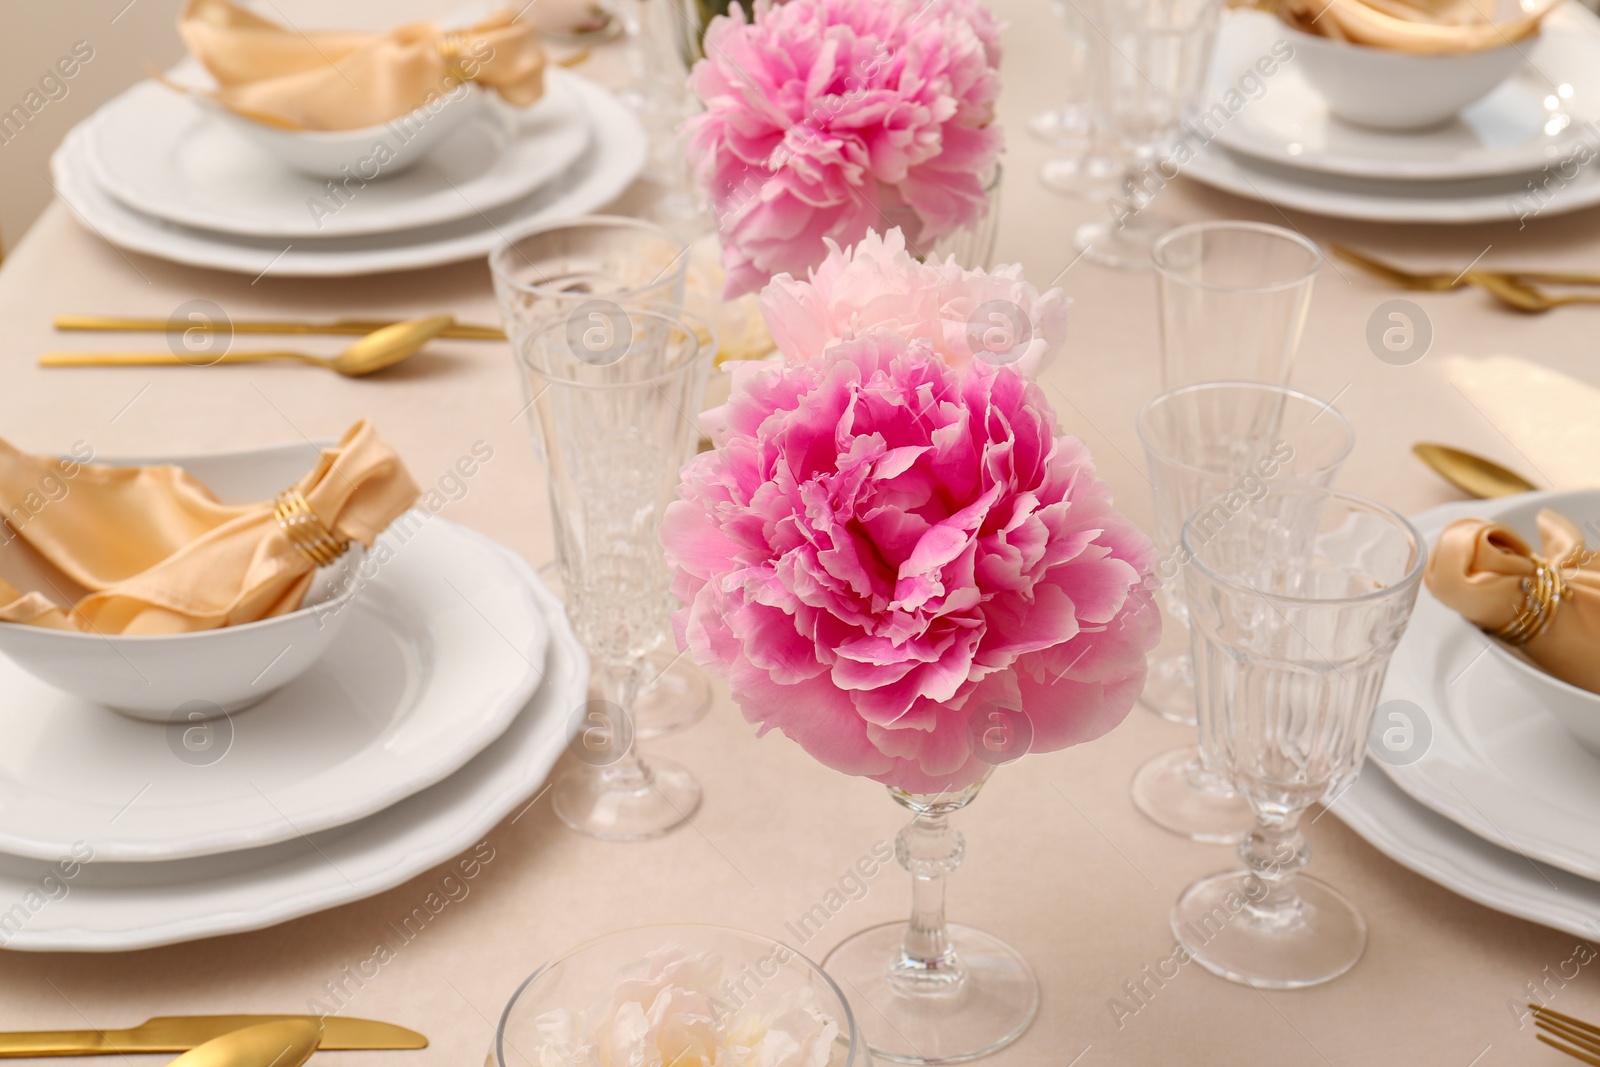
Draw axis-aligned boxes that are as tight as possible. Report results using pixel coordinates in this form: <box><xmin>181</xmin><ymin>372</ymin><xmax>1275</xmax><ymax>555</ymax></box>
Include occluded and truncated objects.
<box><xmin>760</xmin><ymin>228</ymin><xmax>1067</xmax><ymax>378</ymax></box>
<box><xmin>661</xmin><ymin>331</ymin><xmax>1159</xmax><ymax>793</ymax></box>
<box><xmin>685</xmin><ymin>0</ymin><xmax>1004</xmax><ymax>299</ymax></box>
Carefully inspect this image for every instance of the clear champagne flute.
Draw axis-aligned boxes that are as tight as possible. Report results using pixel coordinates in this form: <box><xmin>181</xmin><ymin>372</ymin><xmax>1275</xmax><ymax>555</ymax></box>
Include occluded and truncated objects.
<box><xmin>491</xmin><ymin>218</ymin><xmax>711</xmax><ymax>739</ymax></box>
<box><xmin>1142</xmin><ymin>221</ymin><xmax>1322</xmax><ymax>730</ymax></box>
<box><xmin>1173</xmin><ymin>487</ymin><xmax>1424</xmax><ymax>987</ymax></box>
<box><xmin>1134</xmin><ymin>383</ymin><xmax>1354</xmax><ymax>843</ymax></box>
<box><xmin>1072</xmin><ymin>0</ymin><xmax>1224</xmax><ymax>269</ymax></box>
<box><xmin>517</xmin><ymin>305</ymin><xmax>714</xmax><ymax>840</ymax></box>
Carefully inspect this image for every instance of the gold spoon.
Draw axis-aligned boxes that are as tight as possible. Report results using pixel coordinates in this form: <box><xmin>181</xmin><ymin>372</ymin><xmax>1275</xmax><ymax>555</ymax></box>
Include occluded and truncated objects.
<box><xmin>168</xmin><ymin>1021</ymin><xmax>320</xmax><ymax>1067</ymax></box>
<box><xmin>1413</xmin><ymin>442</ymin><xmax>1540</xmax><ymax>498</ymax></box>
<box><xmin>39</xmin><ymin>315</ymin><xmax>455</xmax><ymax>377</ymax></box>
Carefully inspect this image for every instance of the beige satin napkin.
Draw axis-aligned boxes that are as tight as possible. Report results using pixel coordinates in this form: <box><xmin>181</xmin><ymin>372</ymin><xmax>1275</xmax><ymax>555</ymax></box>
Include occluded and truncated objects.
<box><xmin>178</xmin><ymin>0</ymin><xmax>545</xmax><ymax>131</ymax></box>
<box><xmin>1426</xmin><ymin>510</ymin><xmax>1600</xmax><ymax>693</ymax></box>
<box><xmin>0</xmin><ymin>421</ymin><xmax>419</xmax><ymax>635</ymax></box>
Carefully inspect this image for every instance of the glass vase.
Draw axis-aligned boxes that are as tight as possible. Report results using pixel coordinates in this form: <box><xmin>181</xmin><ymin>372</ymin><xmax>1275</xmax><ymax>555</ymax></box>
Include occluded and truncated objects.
<box><xmin>823</xmin><ymin>771</ymin><xmax>1038</xmax><ymax>1064</ymax></box>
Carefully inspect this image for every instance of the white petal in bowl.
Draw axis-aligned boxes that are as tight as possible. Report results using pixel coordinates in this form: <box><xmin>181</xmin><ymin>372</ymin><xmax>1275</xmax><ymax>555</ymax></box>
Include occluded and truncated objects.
<box><xmin>0</xmin><ymin>548</ymin><xmax>364</xmax><ymax>722</ymax></box>
<box><xmin>1288</xmin><ymin>26</ymin><xmax>1531</xmax><ymax>130</ymax></box>
<box><xmin>194</xmin><ymin>85</ymin><xmax>489</xmax><ymax>180</ymax></box>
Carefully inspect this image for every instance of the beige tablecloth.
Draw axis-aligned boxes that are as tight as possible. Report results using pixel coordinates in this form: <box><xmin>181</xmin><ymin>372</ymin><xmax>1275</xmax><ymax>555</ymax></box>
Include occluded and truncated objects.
<box><xmin>1</xmin><ymin>1</ymin><xmax>1597</xmax><ymax>1063</ymax></box>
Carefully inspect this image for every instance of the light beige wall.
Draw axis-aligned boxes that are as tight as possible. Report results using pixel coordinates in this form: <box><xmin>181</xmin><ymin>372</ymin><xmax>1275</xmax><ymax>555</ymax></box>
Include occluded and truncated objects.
<box><xmin>0</xmin><ymin>0</ymin><xmax>185</xmax><ymax>254</ymax></box>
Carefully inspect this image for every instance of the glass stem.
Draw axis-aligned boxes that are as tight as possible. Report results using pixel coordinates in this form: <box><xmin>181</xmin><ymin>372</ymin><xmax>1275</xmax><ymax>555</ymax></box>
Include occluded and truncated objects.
<box><xmin>1240</xmin><ymin>810</ymin><xmax>1310</xmax><ymax>921</ymax></box>
<box><xmin>890</xmin><ymin>809</ymin><xmax>966</xmax><ymax>993</ymax></box>
<box><xmin>596</xmin><ymin>657</ymin><xmax>652</xmax><ymax>791</ymax></box>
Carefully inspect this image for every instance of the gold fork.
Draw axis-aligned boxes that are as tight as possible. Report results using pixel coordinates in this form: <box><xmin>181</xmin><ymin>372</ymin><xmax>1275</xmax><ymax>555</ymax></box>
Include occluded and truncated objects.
<box><xmin>1532</xmin><ymin>1003</ymin><xmax>1600</xmax><ymax>1064</ymax></box>
<box><xmin>1331</xmin><ymin>244</ymin><xmax>1600</xmax><ymax>313</ymax></box>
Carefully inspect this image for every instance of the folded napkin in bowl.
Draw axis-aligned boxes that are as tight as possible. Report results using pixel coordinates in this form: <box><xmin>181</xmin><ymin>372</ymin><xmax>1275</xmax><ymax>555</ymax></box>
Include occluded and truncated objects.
<box><xmin>178</xmin><ymin>0</ymin><xmax>545</xmax><ymax>130</ymax></box>
<box><xmin>0</xmin><ymin>421</ymin><xmax>419</xmax><ymax>634</ymax></box>
<box><xmin>1425</xmin><ymin>509</ymin><xmax>1600</xmax><ymax>693</ymax></box>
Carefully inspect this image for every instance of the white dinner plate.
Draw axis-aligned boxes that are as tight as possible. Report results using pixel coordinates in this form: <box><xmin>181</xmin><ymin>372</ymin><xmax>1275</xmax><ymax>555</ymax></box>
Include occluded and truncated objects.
<box><xmin>1334</xmin><ymin>764</ymin><xmax>1600</xmax><ymax>941</ymax></box>
<box><xmin>85</xmin><ymin>69</ymin><xmax>592</xmax><ymax>239</ymax></box>
<box><xmin>0</xmin><ymin>550</ymin><xmax>583</xmax><ymax>952</ymax></box>
<box><xmin>0</xmin><ymin>443</ymin><xmax>585</xmax><ymax>952</ymax></box>
<box><xmin>50</xmin><ymin>74</ymin><xmax>645</xmax><ymax>277</ymax></box>
<box><xmin>1208</xmin><ymin>7</ymin><xmax>1600</xmax><ymax>182</ymax></box>
<box><xmin>0</xmin><ymin>444</ymin><xmax>548</xmax><ymax>863</ymax></box>
<box><xmin>1183</xmin><ymin>138</ymin><xmax>1600</xmax><ymax>223</ymax></box>
<box><xmin>1377</xmin><ymin>490</ymin><xmax>1600</xmax><ymax>883</ymax></box>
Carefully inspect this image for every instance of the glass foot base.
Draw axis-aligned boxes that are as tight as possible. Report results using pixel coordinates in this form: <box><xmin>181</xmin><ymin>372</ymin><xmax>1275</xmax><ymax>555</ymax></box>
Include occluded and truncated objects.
<box><xmin>1131</xmin><ymin>746</ymin><xmax>1253</xmax><ymax>844</ymax></box>
<box><xmin>823</xmin><ymin>920</ymin><xmax>1038</xmax><ymax>1064</ymax></box>
<box><xmin>634</xmin><ymin>653</ymin><xmax>712</xmax><ymax>739</ymax></box>
<box><xmin>551</xmin><ymin>757</ymin><xmax>701</xmax><ymax>841</ymax></box>
<box><xmin>1074</xmin><ymin>214</ymin><xmax>1174</xmax><ymax>270</ymax></box>
<box><xmin>1172</xmin><ymin>871</ymin><xmax>1367</xmax><ymax>989</ymax></box>
<box><xmin>1138</xmin><ymin>651</ymin><xmax>1195</xmax><ymax>725</ymax></box>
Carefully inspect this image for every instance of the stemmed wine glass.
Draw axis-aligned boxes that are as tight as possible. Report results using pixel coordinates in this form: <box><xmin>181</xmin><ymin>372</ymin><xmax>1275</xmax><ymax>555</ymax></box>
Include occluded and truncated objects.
<box><xmin>1134</xmin><ymin>383</ymin><xmax>1354</xmax><ymax>843</ymax></box>
<box><xmin>1173</xmin><ymin>487</ymin><xmax>1424</xmax><ymax>987</ymax></box>
<box><xmin>516</xmin><ymin>305</ymin><xmax>714</xmax><ymax>840</ymax></box>
<box><xmin>1072</xmin><ymin>0</ymin><xmax>1224</xmax><ymax>269</ymax></box>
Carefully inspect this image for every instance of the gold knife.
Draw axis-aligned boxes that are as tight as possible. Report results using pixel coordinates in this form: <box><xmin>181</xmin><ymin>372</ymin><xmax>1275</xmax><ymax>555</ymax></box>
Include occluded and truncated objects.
<box><xmin>0</xmin><ymin>1016</ymin><xmax>427</xmax><ymax>1057</ymax></box>
<box><xmin>54</xmin><ymin>315</ymin><xmax>506</xmax><ymax>342</ymax></box>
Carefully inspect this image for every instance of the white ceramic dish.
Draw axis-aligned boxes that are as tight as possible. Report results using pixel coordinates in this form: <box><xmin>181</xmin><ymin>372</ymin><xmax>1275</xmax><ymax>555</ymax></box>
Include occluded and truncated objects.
<box><xmin>1480</xmin><ymin>493</ymin><xmax>1600</xmax><ymax>757</ymax></box>
<box><xmin>86</xmin><ymin>69</ymin><xmax>591</xmax><ymax>238</ymax></box>
<box><xmin>1208</xmin><ymin>7</ymin><xmax>1600</xmax><ymax>180</ymax></box>
<box><xmin>196</xmin><ymin>85</ymin><xmax>486</xmax><ymax>180</ymax></box>
<box><xmin>0</xmin><ymin>547</ymin><xmax>363</xmax><ymax>719</ymax></box>
<box><xmin>0</xmin><ymin>443</ymin><xmax>549</xmax><ymax>863</ymax></box>
<box><xmin>1334</xmin><ymin>761</ymin><xmax>1600</xmax><ymax>941</ymax></box>
<box><xmin>1379</xmin><ymin>489</ymin><xmax>1600</xmax><ymax>882</ymax></box>
<box><xmin>1289</xmin><ymin>25</ymin><xmax>1529</xmax><ymax>130</ymax></box>
<box><xmin>0</xmin><ymin>556</ymin><xmax>583</xmax><ymax>951</ymax></box>
<box><xmin>1183</xmin><ymin>138</ymin><xmax>1600</xmax><ymax>223</ymax></box>
<box><xmin>50</xmin><ymin>73</ymin><xmax>645</xmax><ymax>276</ymax></box>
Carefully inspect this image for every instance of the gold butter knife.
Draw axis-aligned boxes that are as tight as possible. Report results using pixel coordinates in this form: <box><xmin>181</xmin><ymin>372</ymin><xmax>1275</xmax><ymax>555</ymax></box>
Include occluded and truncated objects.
<box><xmin>55</xmin><ymin>315</ymin><xmax>505</xmax><ymax>342</ymax></box>
<box><xmin>0</xmin><ymin>1016</ymin><xmax>426</xmax><ymax>1057</ymax></box>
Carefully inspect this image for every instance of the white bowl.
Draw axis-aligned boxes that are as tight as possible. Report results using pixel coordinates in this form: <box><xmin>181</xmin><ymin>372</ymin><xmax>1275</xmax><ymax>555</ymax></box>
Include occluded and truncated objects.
<box><xmin>197</xmin><ymin>86</ymin><xmax>487</xmax><ymax>179</ymax></box>
<box><xmin>1289</xmin><ymin>25</ymin><xmax>1530</xmax><ymax>130</ymax></box>
<box><xmin>0</xmin><ymin>549</ymin><xmax>364</xmax><ymax>722</ymax></box>
<box><xmin>1482</xmin><ymin>490</ymin><xmax>1600</xmax><ymax>756</ymax></box>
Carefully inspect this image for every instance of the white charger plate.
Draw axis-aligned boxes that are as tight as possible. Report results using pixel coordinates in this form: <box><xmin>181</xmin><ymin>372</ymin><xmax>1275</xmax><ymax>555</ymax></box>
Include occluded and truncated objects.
<box><xmin>1334</xmin><ymin>763</ymin><xmax>1600</xmax><ymax>941</ymax></box>
<box><xmin>1208</xmin><ymin>6</ymin><xmax>1600</xmax><ymax>182</ymax></box>
<box><xmin>1183</xmin><ymin>138</ymin><xmax>1600</xmax><ymax>223</ymax></box>
<box><xmin>0</xmin><ymin>444</ymin><xmax>548</xmax><ymax>863</ymax></box>
<box><xmin>84</xmin><ymin>69</ymin><xmax>592</xmax><ymax>239</ymax></box>
<box><xmin>1378</xmin><ymin>490</ymin><xmax>1600</xmax><ymax>882</ymax></box>
<box><xmin>50</xmin><ymin>73</ymin><xmax>646</xmax><ymax>277</ymax></box>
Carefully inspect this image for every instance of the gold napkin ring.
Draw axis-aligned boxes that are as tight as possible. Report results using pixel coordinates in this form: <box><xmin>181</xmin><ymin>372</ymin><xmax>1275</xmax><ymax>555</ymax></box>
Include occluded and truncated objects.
<box><xmin>273</xmin><ymin>488</ymin><xmax>350</xmax><ymax>568</ymax></box>
<box><xmin>437</xmin><ymin>32</ymin><xmax>472</xmax><ymax>84</ymax></box>
<box><xmin>1491</xmin><ymin>552</ymin><xmax>1570</xmax><ymax>647</ymax></box>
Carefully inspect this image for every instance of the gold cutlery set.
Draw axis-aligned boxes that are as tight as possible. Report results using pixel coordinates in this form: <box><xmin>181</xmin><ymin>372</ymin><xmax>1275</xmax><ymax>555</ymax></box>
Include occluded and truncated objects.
<box><xmin>42</xmin><ymin>314</ymin><xmax>505</xmax><ymax>377</ymax></box>
<box><xmin>0</xmin><ymin>1014</ymin><xmax>425</xmax><ymax>1067</ymax></box>
<box><xmin>1333</xmin><ymin>244</ymin><xmax>1600</xmax><ymax>314</ymax></box>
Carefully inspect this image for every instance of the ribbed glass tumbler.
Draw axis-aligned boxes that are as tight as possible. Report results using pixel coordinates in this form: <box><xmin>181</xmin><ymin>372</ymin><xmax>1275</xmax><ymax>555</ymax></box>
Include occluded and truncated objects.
<box><xmin>1171</xmin><ymin>487</ymin><xmax>1424</xmax><ymax>988</ymax></box>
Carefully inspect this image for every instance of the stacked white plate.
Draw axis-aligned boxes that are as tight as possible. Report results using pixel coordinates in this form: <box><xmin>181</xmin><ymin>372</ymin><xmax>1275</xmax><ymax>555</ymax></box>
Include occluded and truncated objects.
<box><xmin>49</xmin><ymin>63</ymin><xmax>648</xmax><ymax>276</ymax></box>
<box><xmin>1334</xmin><ymin>488</ymin><xmax>1600</xmax><ymax>938</ymax></box>
<box><xmin>0</xmin><ymin>445</ymin><xmax>585</xmax><ymax>951</ymax></box>
<box><xmin>1189</xmin><ymin>5</ymin><xmax>1600</xmax><ymax>223</ymax></box>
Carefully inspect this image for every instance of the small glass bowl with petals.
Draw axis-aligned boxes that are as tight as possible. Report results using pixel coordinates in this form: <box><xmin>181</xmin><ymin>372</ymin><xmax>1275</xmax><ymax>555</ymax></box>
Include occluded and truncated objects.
<box><xmin>491</xmin><ymin>924</ymin><xmax>861</xmax><ymax>1067</ymax></box>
